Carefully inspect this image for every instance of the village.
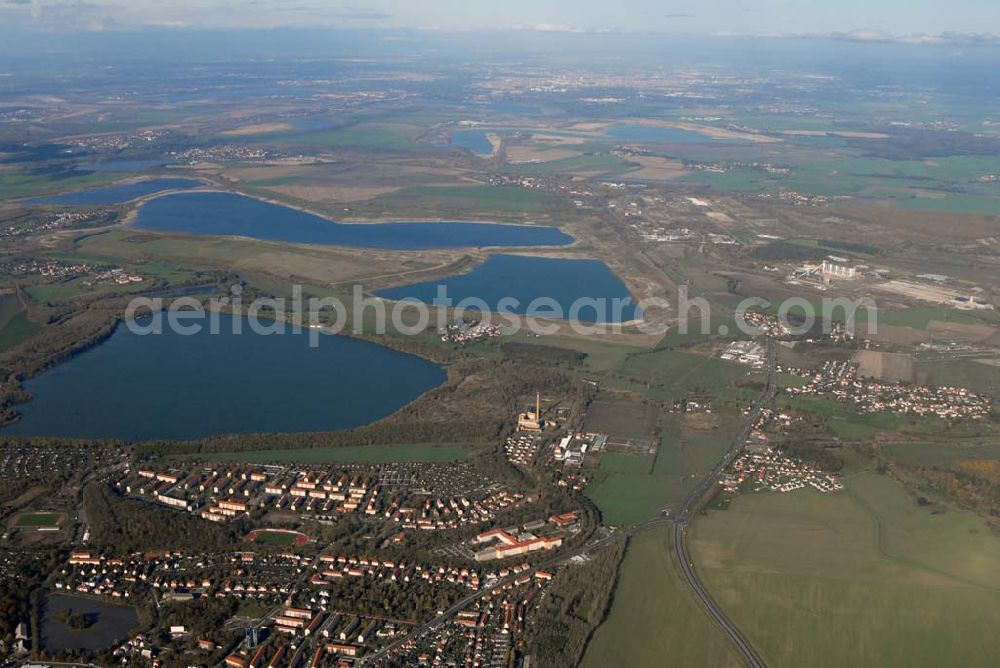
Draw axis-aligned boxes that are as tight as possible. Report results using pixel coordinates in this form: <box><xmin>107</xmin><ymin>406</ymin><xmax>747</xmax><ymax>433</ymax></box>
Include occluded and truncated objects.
<box><xmin>0</xmin><ymin>258</ymin><xmax>144</xmax><ymax>285</ymax></box>
<box><xmin>438</xmin><ymin>320</ymin><xmax>502</xmax><ymax>345</ymax></box>
<box><xmin>722</xmin><ymin>450</ymin><xmax>844</xmax><ymax>496</ymax></box>
<box><xmin>721</xmin><ymin>407</ymin><xmax>844</xmax><ymax>497</ymax></box>
<box><xmin>782</xmin><ymin>360</ymin><xmax>993</xmax><ymax>420</ymax></box>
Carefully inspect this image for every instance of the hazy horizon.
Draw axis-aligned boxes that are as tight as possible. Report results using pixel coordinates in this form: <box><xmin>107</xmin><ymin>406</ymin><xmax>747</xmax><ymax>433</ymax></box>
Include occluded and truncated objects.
<box><xmin>1</xmin><ymin>0</ymin><xmax>998</xmax><ymax>39</ymax></box>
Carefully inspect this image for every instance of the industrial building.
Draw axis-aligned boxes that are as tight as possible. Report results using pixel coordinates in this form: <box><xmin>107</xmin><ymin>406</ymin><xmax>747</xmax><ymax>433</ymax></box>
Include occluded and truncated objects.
<box><xmin>517</xmin><ymin>392</ymin><xmax>546</xmax><ymax>432</ymax></box>
<box><xmin>820</xmin><ymin>259</ymin><xmax>858</xmax><ymax>279</ymax></box>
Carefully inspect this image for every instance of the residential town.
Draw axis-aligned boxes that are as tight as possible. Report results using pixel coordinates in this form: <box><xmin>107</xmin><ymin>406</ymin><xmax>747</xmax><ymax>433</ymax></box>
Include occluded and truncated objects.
<box><xmin>115</xmin><ymin>465</ymin><xmax>534</xmax><ymax>533</ymax></box>
<box><xmin>54</xmin><ymin>544</ymin><xmax>559</xmax><ymax>666</ymax></box>
<box><xmin>783</xmin><ymin>360</ymin><xmax>993</xmax><ymax>420</ymax></box>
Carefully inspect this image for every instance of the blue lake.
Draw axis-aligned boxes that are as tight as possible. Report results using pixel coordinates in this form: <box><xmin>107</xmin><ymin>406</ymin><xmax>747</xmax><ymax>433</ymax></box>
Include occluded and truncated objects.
<box><xmin>450</xmin><ymin>130</ymin><xmax>494</xmax><ymax>154</ymax></box>
<box><xmin>27</xmin><ymin>178</ymin><xmax>202</xmax><ymax>205</ymax></box>
<box><xmin>133</xmin><ymin>191</ymin><xmax>573</xmax><ymax>249</ymax></box>
<box><xmin>605</xmin><ymin>123</ymin><xmax>731</xmax><ymax>144</ymax></box>
<box><xmin>4</xmin><ymin>314</ymin><xmax>446</xmax><ymax>441</ymax></box>
<box><xmin>375</xmin><ymin>254</ymin><xmax>642</xmax><ymax>323</ymax></box>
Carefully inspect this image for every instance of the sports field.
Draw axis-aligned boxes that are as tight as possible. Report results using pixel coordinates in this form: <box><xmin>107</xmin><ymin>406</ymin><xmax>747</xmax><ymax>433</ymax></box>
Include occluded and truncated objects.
<box><xmin>690</xmin><ymin>472</ymin><xmax>1000</xmax><ymax>667</ymax></box>
<box><xmin>247</xmin><ymin>529</ymin><xmax>309</xmax><ymax>546</ymax></box>
<box><xmin>15</xmin><ymin>512</ymin><xmax>62</xmax><ymax>527</ymax></box>
<box><xmin>581</xmin><ymin>525</ymin><xmax>741</xmax><ymax>668</ymax></box>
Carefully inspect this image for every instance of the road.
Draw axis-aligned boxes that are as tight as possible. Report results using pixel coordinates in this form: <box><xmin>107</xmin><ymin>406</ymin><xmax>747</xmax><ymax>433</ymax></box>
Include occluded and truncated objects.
<box><xmin>671</xmin><ymin>337</ymin><xmax>774</xmax><ymax>668</ymax></box>
<box><xmin>361</xmin><ymin>338</ymin><xmax>775</xmax><ymax>667</ymax></box>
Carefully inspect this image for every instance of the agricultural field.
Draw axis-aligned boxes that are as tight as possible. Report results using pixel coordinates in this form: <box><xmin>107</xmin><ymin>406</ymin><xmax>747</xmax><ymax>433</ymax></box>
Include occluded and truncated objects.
<box><xmin>507</xmin><ymin>154</ymin><xmax>637</xmax><ymax>178</ymax></box>
<box><xmin>863</xmin><ymin>306</ymin><xmax>999</xmax><ymax>330</ymax></box>
<box><xmin>0</xmin><ymin>169</ymin><xmax>125</xmax><ymax>199</ymax></box>
<box><xmin>614</xmin><ymin>348</ymin><xmax>761</xmax><ymax>404</ymax></box>
<box><xmin>690</xmin><ymin>472</ymin><xmax>1000</xmax><ymax>668</ymax></box>
<box><xmin>265</xmin><ymin>124</ymin><xmax>420</xmax><ymax>153</ymax></box>
<box><xmin>581</xmin><ymin>525</ymin><xmax>741</xmax><ymax>668</ymax></box>
<box><xmin>884</xmin><ymin>440</ymin><xmax>1000</xmax><ymax>469</ymax></box>
<box><xmin>914</xmin><ymin>358</ymin><xmax>1000</xmax><ymax>395</ymax></box>
<box><xmin>583</xmin><ymin>394</ymin><xmax>659</xmax><ymax>441</ymax></box>
<box><xmin>676</xmin><ymin>153</ymin><xmax>1000</xmax><ymax>214</ymax></box>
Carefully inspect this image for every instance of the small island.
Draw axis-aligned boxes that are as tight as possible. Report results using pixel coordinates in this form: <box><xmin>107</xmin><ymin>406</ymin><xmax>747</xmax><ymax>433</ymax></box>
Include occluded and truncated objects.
<box><xmin>57</xmin><ymin>607</ymin><xmax>95</xmax><ymax>630</ymax></box>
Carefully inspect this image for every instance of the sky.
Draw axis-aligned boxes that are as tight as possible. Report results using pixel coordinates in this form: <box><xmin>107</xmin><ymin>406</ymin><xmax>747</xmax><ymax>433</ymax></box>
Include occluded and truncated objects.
<box><xmin>0</xmin><ymin>0</ymin><xmax>998</xmax><ymax>37</ymax></box>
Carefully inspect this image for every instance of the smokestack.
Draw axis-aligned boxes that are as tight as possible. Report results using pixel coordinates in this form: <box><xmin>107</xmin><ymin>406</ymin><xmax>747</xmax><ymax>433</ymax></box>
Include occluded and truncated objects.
<box><xmin>536</xmin><ymin>392</ymin><xmax>541</xmax><ymax>421</ymax></box>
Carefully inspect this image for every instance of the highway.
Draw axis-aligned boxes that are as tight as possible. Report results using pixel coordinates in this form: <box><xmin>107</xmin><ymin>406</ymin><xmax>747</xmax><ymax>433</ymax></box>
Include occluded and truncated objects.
<box><xmin>671</xmin><ymin>337</ymin><xmax>774</xmax><ymax>668</ymax></box>
<box><xmin>361</xmin><ymin>338</ymin><xmax>775</xmax><ymax>667</ymax></box>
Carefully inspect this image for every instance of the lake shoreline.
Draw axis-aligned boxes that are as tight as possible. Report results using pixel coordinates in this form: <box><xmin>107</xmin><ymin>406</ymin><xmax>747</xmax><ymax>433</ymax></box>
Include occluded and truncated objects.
<box><xmin>126</xmin><ymin>190</ymin><xmax>575</xmax><ymax>250</ymax></box>
<box><xmin>2</xmin><ymin>311</ymin><xmax>447</xmax><ymax>442</ymax></box>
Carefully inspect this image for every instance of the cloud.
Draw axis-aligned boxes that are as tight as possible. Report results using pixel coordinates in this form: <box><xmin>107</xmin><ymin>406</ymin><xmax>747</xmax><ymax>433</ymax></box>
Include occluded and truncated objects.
<box><xmin>242</xmin><ymin>2</ymin><xmax>391</xmax><ymax>20</ymax></box>
<box><xmin>528</xmin><ymin>23</ymin><xmax>586</xmax><ymax>33</ymax></box>
<box><xmin>825</xmin><ymin>29</ymin><xmax>999</xmax><ymax>45</ymax></box>
<box><xmin>4</xmin><ymin>0</ymin><xmax>33</xmax><ymax>5</ymax></box>
<box><xmin>664</xmin><ymin>12</ymin><xmax>695</xmax><ymax>19</ymax></box>
<box><xmin>329</xmin><ymin>7</ymin><xmax>392</xmax><ymax>20</ymax></box>
<box><xmin>16</xmin><ymin>0</ymin><xmax>119</xmax><ymax>30</ymax></box>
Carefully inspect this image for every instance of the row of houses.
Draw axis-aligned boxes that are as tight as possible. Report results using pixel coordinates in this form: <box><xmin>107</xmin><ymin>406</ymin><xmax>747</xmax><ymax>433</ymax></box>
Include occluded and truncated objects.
<box><xmin>782</xmin><ymin>361</ymin><xmax>992</xmax><ymax>420</ymax></box>
<box><xmin>384</xmin><ymin>488</ymin><xmax>529</xmax><ymax>531</ymax></box>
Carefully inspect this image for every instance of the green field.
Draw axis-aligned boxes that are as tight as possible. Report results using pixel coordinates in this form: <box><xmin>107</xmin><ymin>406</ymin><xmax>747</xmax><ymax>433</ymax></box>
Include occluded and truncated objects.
<box><xmin>268</xmin><ymin>124</ymin><xmax>418</xmax><ymax>152</ymax></box>
<box><xmin>585</xmin><ymin>414</ymin><xmax>739</xmax><ymax>525</ymax></box>
<box><xmin>508</xmin><ymin>154</ymin><xmax>637</xmax><ymax>177</ymax></box>
<box><xmin>510</xmin><ymin>333</ymin><xmax>643</xmax><ymax>372</ymax></box>
<box><xmin>24</xmin><ymin>273</ymin><xmax>167</xmax><ymax>303</ymax></box>
<box><xmin>372</xmin><ymin>185</ymin><xmax>558</xmax><ymax>213</ymax></box>
<box><xmin>826</xmin><ymin>418</ymin><xmax>881</xmax><ymax>440</ymax></box>
<box><xmin>884</xmin><ymin>439</ymin><xmax>1000</xmax><ymax>469</ymax></box>
<box><xmin>184</xmin><ymin>443</ymin><xmax>483</xmax><ymax>464</ymax></box>
<box><xmin>690</xmin><ymin>472</ymin><xmax>1000</xmax><ymax>667</ymax></box>
<box><xmin>15</xmin><ymin>512</ymin><xmax>61</xmax><ymax>527</ymax></box>
<box><xmin>615</xmin><ymin>348</ymin><xmax>760</xmax><ymax>403</ymax></box>
<box><xmin>916</xmin><ymin>358</ymin><xmax>1000</xmax><ymax>395</ymax></box>
<box><xmin>251</xmin><ymin>530</ymin><xmax>301</xmax><ymax>545</ymax></box>
<box><xmin>677</xmin><ymin>154</ymin><xmax>1000</xmax><ymax>214</ymax></box>
<box><xmin>869</xmin><ymin>306</ymin><xmax>998</xmax><ymax>329</ymax></box>
<box><xmin>553</xmin><ymin>344</ymin><xmax>759</xmax><ymax>525</ymax></box>
<box><xmin>784</xmin><ymin>396</ymin><xmax>941</xmax><ymax>435</ymax></box>
<box><xmin>0</xmin><ymin>170</ymin><xmax>124</xmax><ymax>199</ymax></box>
<box><xmin>0</xmin><ymin>295</ymin><xmax>40</xmax><ymax>351</ymax></box>
<box><xmin>581</xmin><ymin>525</ymin><xmax>741</xmax><ymax>668</ymax></box>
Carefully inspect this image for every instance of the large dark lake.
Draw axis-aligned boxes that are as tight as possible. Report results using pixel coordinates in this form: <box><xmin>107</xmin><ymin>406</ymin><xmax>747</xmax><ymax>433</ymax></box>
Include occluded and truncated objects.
<box><xmin>4</xmin><ymin>314</ymin><xmax>445</xmax><ymax>441</ymax></box>
<box><xmin>375</xmin><ymin>254</ymin><xmax>643</xmax><ymax>323</ymax></box>
<box><xmin>27</xmin><ymin>178</ymin><xmax>201</xmax><ymax>205</ymax></box>
<box><xmin>133</xmin><ymin>191</ymin><xmax>573</xmax><ymax>249</ymax></box>
<box><xmin>40</xmin><ymin>594</ymin><xmax>139</xmax><ymax>653</ymax></box>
